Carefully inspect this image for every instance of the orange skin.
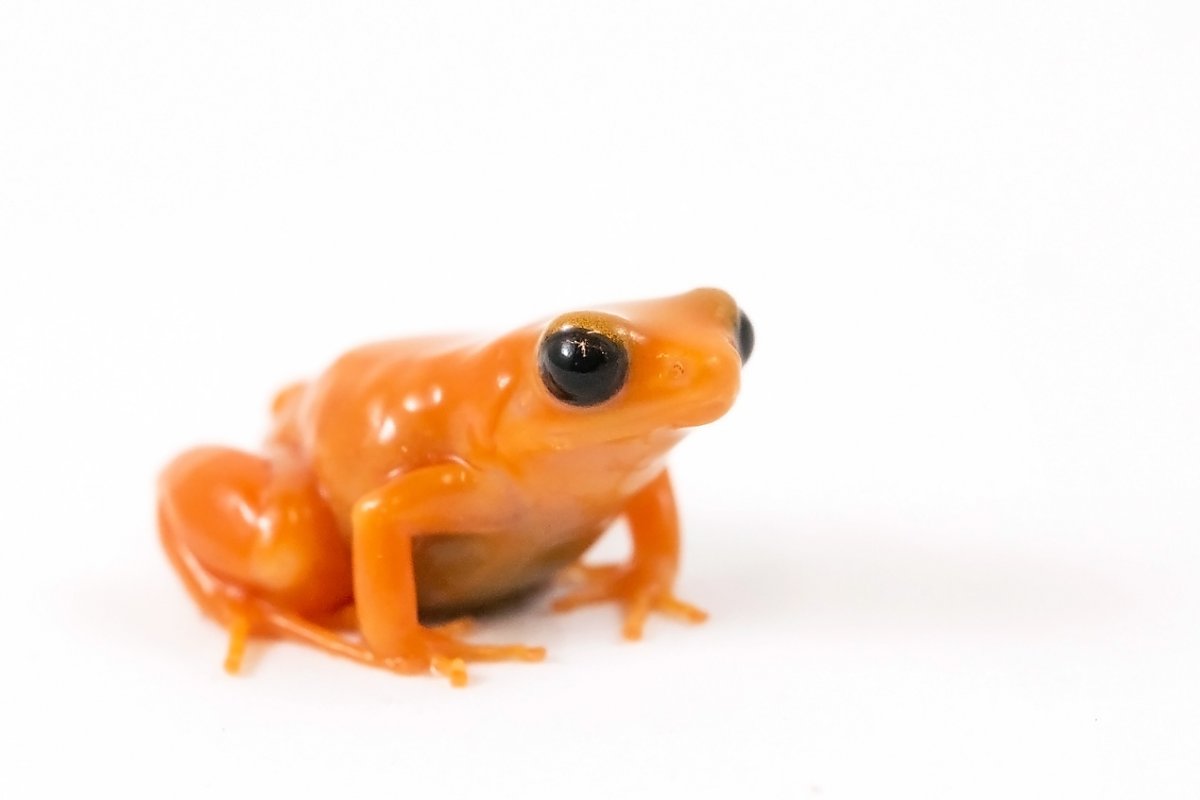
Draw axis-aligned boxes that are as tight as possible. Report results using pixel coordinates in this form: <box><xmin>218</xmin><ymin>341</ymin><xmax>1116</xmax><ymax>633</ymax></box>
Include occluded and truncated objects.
<box><xmin>158</xmin><ymin>288</ymin><xmax>748</xmax><ymax>686</ymax></box>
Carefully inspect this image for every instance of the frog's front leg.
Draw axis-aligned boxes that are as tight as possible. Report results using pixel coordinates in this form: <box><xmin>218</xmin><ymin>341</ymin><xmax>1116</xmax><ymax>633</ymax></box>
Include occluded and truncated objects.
<box><xmin>352</xmin><ymin>464</ymin><xmax>545</xmax><ymax>687</ymax></box>
<box><xmin>553</xmin><ymin>469</ymin><xmax>708</xmax><ymax>640</ymax></box>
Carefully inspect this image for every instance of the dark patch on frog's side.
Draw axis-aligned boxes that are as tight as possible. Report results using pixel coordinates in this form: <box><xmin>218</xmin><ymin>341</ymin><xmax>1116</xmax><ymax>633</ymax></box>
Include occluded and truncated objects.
<box><xmin>412</xmin><ymin>528</ymin><xmax>603</xmax><ymax>618</ymax></box>
<box><xmin>417</xmin><ymin>581</ymin><xmax>548</xmax><ymax>625</ymax></box>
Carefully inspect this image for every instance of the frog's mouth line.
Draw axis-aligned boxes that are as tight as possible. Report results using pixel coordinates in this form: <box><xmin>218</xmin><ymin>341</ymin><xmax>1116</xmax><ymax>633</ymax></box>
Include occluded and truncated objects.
<box><xmin>536</xmin><ymin>412</ymin><xmax>696</xmax><ymax>451</ymax></box>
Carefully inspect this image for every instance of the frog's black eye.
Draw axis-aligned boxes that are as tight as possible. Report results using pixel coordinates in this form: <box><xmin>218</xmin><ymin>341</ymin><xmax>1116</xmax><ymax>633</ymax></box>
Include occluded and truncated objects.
<box><xmin>539</xmin><ymin>328</ymin><xmax>629</xmax><ymax>407</ymax></box>
<box><xmin>736</xmin><ymin>309</ymin><xmax>754</xmax><ymax>365</ymax></box>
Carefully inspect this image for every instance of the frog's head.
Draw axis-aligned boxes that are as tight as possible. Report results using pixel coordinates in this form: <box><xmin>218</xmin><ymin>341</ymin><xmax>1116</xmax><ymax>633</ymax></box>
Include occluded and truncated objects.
<box><xmin>496</xmin><ymin>288</ymin><xmax>751</xmax><ymax>454</ymax></box>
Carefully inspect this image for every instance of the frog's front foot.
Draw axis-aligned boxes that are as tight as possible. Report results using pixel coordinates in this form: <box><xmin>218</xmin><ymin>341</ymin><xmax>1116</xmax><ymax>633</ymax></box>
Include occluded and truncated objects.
<box><xmin>380</xmin><ymin>620</ymin><xmax>546</xmax><ymax>688</ymax></box>
<box><xmin>552</xmin><ymin>562</ymin><xmax>708</xmax><ymax>640</ymax></box>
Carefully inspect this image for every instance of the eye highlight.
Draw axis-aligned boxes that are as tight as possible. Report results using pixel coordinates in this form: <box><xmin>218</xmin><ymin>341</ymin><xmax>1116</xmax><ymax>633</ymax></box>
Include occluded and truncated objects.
<box><xmin>538</xmin><ymin>328</ymin><xmax>629</xmax><ymax>407</ymax></box>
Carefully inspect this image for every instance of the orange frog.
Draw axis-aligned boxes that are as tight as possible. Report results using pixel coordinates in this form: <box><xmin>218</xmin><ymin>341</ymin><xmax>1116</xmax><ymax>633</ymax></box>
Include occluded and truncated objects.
<box><xmin>157</xmin><ymin>288</ymin><xmax>753</xmax><ymax>686</ymax></box>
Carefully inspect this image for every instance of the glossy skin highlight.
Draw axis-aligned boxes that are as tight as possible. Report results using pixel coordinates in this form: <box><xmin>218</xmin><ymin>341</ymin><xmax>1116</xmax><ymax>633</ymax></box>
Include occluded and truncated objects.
<box><xmin>157</xmin><ymin>288</ymin><xmax>748</xmax><ymax>686</ymax></box>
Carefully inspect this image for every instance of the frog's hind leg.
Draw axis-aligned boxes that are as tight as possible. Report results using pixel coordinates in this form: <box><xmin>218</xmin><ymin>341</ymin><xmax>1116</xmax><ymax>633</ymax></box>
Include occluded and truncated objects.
<box><xmin>157</xmin><ymin>446</ymin><xmax>371</xmax><ymax>673</ymax></box>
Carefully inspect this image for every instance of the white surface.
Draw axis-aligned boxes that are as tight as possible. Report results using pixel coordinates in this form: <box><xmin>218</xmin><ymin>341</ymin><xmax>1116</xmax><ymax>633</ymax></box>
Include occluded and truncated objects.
<box><xmin>2</xmin><ymin>2</ymin><xmax>1198</xmax><ymax>798</ymax></box>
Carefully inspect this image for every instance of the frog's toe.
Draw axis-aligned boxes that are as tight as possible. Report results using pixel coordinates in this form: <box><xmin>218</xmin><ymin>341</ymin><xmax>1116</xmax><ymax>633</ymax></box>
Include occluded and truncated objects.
<box><xmin>653</xmin><ymin>594</ymin><xmax>708</xmax><ymax>624</ymax></box>
<box><xmin>223</xmin><ymin>609</ymin><xmax>253</xmax><ymax>674</ymax></box>
<box><xmin>553</xmin><ymin>562</ymin><xmax>708</xmax><ymax>640</ymax></box>
<box><xmin>431</xmin><ymin>634</ymin><xmax>546</xmax><ymax>665</ymax></box>
<box><xmin>431</xmin><ymin>655</ymin><xmax>469</xmax><ymax>687</ymax></box>
<box><xmin>383</xmin><ymin>628</ymin><xmax>546</xmax><ymax>687</ymax></box>
<box><xmin>622</xmin><ymin>589</ymin><xmax>708</xmax><ymax>640</ymax></box>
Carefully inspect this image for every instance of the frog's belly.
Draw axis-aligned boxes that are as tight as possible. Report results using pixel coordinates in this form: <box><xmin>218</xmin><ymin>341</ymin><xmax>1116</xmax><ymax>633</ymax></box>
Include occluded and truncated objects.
<box><xmin>410</xmin><ymin>526</ymin><xmax>606</xmax><ymax>617</ymax></box>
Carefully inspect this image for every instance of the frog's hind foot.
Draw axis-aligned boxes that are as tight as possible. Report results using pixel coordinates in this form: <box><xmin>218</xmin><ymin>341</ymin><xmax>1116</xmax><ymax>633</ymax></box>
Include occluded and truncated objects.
<box><xmin>218</xmin><ymin>601</ymin><xmax>357</xmax><ymax>675</ymax></box>
<box><xmin>227</xmin><ymin>598</ymin><xmax>544</xmax><ymax>686</ymax></box>
<box><xmin>161</xmin><ymin>521</ymin><xmax>544</xmax><ymax>685</ymax></box>
<box><xmin>158</xmin><ymin>446</ymin><xmax>546</xmax><ymax>685</ymax></box>
<box><xmin>157</xmin><ymin>445</ymin><xmax>361</xmax><ymax>673</ymax></box>
<box><xmin>158</xmin><ymin>509</ymin><xmax>373</xmax><ymax>675</ymax></box>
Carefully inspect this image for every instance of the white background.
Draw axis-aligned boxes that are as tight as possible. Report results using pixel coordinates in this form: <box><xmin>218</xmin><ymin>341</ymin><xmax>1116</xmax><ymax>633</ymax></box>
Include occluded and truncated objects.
<box><xmin>2</xmin><ymin>2</ymin><xmax>1198</xmax><ymax>798</ymax></box>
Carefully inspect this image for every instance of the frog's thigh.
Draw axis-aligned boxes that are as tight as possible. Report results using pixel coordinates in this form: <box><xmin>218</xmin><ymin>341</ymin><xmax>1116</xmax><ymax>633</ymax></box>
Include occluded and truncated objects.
<box><xmin>157</xmin><ymin>446</ymin><xmax>352</xmax><ymax>619</ymax></box>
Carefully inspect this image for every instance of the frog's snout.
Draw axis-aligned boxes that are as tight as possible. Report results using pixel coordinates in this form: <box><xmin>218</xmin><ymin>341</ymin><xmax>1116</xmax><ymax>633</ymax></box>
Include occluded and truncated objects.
<box><xmin>735</xmin><ymin>309</ymin><xmax>754</xmax><ymax>365</ymax></box>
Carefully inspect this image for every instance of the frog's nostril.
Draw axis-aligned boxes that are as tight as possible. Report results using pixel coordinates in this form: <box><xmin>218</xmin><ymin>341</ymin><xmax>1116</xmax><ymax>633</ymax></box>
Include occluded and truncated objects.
<box><xmin>736</xmin><ymin>309</ymin><xmax>754</xmax><ymax>365</ymax></box>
